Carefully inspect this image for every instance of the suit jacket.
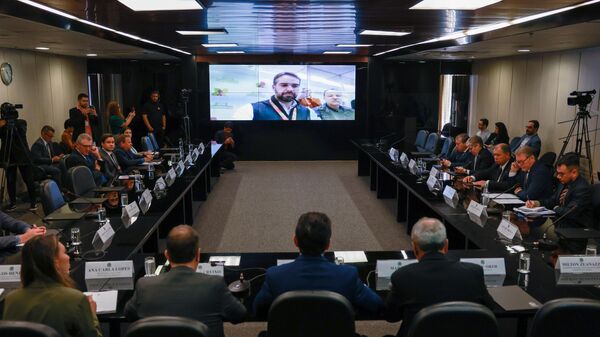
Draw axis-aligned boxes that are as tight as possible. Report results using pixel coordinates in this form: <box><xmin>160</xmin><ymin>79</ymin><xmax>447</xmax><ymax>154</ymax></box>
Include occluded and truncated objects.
<box><xmin>4</xmin><ymin>280</ymin><xmax>101</xmax><ymax>337</ymax></box>
<box><xmin>508</xmin><ymin>161</ymin><xmax>553</xmax><ymax>201</ymax></box>
<box><xmin>69</xmin><ymin>107</ymin><xmax>99</xmax><ymax>143</ymax></box>
<box><xmin>30</xmin><ymin>138</ymin><xmax>61</xmax><ymax>166</ymax></box>
<box><xmin>253</xmin><ymin>255</ymin><xmax>384</xmax><ymax>318</ymax></box>
<box><xmin>384</xmin><ymin>252</ymin><xmax>495</xmax><ymax>337</ymax></box>
<box><xmin>99</xmin><ymin>148</ymin><xmax>122</xmax><ymax>181</ymax></box>
<box><xmin>473</xmin><ymin>158</ymin><xmax>514</xmax><ymax>192</ymax></box>
<box><xmin>0</xmin><ymin>211</ymin><xmax>30</xmax><ymax>253</ymax></box>
<box><xmin>540</xmin><ymin>175</ymin><xmax>593</xmax><ymax>228</ymax></box>
<box><xmin>512</xmin><ymin>134</ymin><xmax>542</xmax><ymax>157</ymax></box>
<box><xmin>464</xmin><ymin>148</ymin><xmax>494</xmax><ymax>173</ymax></box>
<box><xmin>124</xmin><ymin>266</ymin><xmax>246</xmax><ymax>337</ymax></box>
<box><xmin>65</xmin><ymin>149</ymin><xmax>96</xmax><ymax>172</ymax></box>
<box><xmin>446</xmin><ymin>148</ymin><xmax>474</xmax><ymax>168</ymax></box>
<box><xmin>115</xmin><ymin>147</ymin><xmax>144</xmax><ymax>172</ymax></box>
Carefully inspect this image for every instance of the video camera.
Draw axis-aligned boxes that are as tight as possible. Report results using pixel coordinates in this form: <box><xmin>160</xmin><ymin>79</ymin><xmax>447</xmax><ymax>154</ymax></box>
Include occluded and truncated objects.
<box><xmin>0</xmin><ymin>102</ymin><xmax>22</xmax><ymax>121</ymax></box>
<box><xmin>180</xmin><ymin>89</ymin><xmax>192</xmax><ymax>103</ymax></box>
<box><xmin>567</xmin><ymin>90</ymin><xmax>596</xmax><ymax>109</ymax></box>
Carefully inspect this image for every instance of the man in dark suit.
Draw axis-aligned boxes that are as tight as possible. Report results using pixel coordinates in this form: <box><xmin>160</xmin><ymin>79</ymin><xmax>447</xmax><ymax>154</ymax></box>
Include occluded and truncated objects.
<box><xmin>30</xmin><ymin>125</ymin><xmax>64</xmax><ymax>186</ymax></box>
<box><xmin>463</xmin><ymin>143</ymin><xmax>514</xmax><ymax>192</ymax></box>
<box><xmin>507</xmin><ymin>146</ymin><xmax>553</xmax><ymax>201</ymax></box>
<box><xmin>253</xmin><ymin>212</ymin><xmax>383</xmax><ymax>318</ymax></box>
<box><xmin>511</xmin><ymin>120</ymin><xmax>542</xmax><ymax>157</ymax></box>
<box><xmin>456</xmin><ymin>135</ymin><xmax>493</xmax><ymax>175</ymax></box>
<box><xmin>125</xmin><ymin>225</ymin><xmax>246</xmax><ymax>337</ymax></box>
<box><xmin>214</xmin><ymin>122</ymin><xmax>237</xmax><ymax>170</ymax></box>
<box><xmin>69</xmin><ymin>93</ymin><xmax>99</xmax><ymax>143</ymax></box>
<box><xmin>384</xmin><ymin>217</ymin><xmax>495</xmax><ymax>337</ymax></box>
<box><xmin>440</xmin><ymin>133</ymin><xmax>473</xmax><ymax>168</ymax></box>
<box><xmin>0</xmin><ymin>211</ymin><xmax>45</xmax><ymax>259</ymax></box>
<box><xmin>98</xmin><ymin>134</ymin><xmax>122</xmax><ymax>182</ymax></box>
<box><xmin>66</xmin><ymin>133</ymin><xmax>105</xmax><ymax>186</ymax></box>
<box><xmin>114</xmin><ymin>134</ymin><xmax>149</xmax><ymax>173</ymax></box>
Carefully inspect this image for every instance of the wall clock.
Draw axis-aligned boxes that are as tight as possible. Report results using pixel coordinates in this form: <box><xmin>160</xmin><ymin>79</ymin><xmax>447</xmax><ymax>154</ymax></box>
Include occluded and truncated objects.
<box><xmin>1</xmin><ymin>62</ymin><xmax>13</xmax><ymax>86</ymax></box>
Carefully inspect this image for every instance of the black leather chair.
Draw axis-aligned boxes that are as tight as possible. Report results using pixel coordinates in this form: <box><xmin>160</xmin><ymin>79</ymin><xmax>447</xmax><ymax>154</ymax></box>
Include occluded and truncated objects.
<box><xmin>40</xmin><ymin>179</ymin><xmax>66</xmax><ymax>215</ymax></box>
<box><xmin>266</xmin><ymin>290</ymin><xmax>356</xmax><ymax>337</ymax></box>
<box><xmin>0</xmin><ymin>321</ymin><xmax>60</xmax><ymax>337</ymax></box>
<box><xmin>66</xmin><ymin>166</ymin><xmax>96</xmax><ymax>198</ymax></box>
<box><xmin>414</xmin><ymin>130</ymin><xmax>429</xmax><ymax>152</ymax></box>
<box><xmin>59</xmin><ymin>154</ymin><xmax>70</xmax><ymax>189</ymax></box>
<box><xmin>125</xmin><ymin>316</ymin><xmax>209</xmax><ymax>337</ymax></box>
<box><xmin>407</xmin><ymin>302</ymin><xmax>498</xmax><ymax>337</ymax></box>
<box><xmin>592</xmin><ymin>183</ymin><xmax>600</xmax><ymax>229</ymax></box>
<box><xmin>529</xmin><ymin>298</ymin><xmax>600</xmax><ymax>337</ymax></box>
<box><xmin>539</xmin><ymin>152</ymin><xmax>556</xmax><ymax>167</ymax></box>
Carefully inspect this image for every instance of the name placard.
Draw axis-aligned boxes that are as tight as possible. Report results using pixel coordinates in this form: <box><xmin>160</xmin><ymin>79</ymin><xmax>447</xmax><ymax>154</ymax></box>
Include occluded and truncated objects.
<box><xmin>154</xmin><ymin>177</ymin><xmax>166</xmax><ymax>191</ymax></box>
<box><xmin>166</xmin><ymin>168</ymin><xmax>176</xmax><ymax>186</ymax></box>
<box><xmin>426</xmin><ymin>175</ymin><xmax>439</xmax><ymax>192</ymax></box>
<box><xmin>0</xmin><ymin>265</ymin><xmax>21</xmax><ymax>282</ymax></box>
<box><xmin>176</xmin><ymin>161</ymin><xmax>185</xmax><ymax>176</ymax></box>
<box><xmin>85</xmin><ymin>260</ymin><xmax>133</xmax><ymax>279</ymax></box>
<box><xmin>461</xmin><ymin>258</ymin><xmax>506</xmax><ymax>275</ymax></box>
<box><xmin>400</xmin><ymin>153</ymin><xmax>409</xmax><ymax>168</ymax></box>
<box><xmin>85</xmin><ymin>277</ymin><xmax>134</xmax><ymax>291</ymax></box>
<box><xmin>92</xmin><ymin>221</ymin><xmax>115</xmax><ymax>251</ymax></box>
<box><xmin>467</xmin><ymin>200</ymin><xmax>488</xmax><ymax>227</ymax></box>
<box><xmin>185</xmin><ymin>154</ymin><xmax>193</xmax><ymax>166</ymax></box>
<box><xmin>430</xmin><ymin>166</ymin><xmax>439</xmax><ymax>178</ymax></box>
<box><xmin>277</xmin><ymin>259</ymin><xmax>295</xmax><ymax>266</ymax></box>
<box><xmin>376</xmin><ymin>259</ymin><xmax>418</xmax><ymax>278</ymax></box>
<box><xmin>556</xmin><ymin>272</ymin><xmax>600</xmax><ymax>285</ymax></box>
<box><xmin>122</xmin><ymin>201</ymin><xmax>140</xmax><ymax>228</ymax></box>
<box><xmin>139</xmin><ymin>189</ymin><xmax>152</xmax><ymax>214</ymax></box>
<box><xmin>199</xmin><ymin>142</ymin><xmax>205</xmax><ymax>154</ymax></box>
<box><xmin>196</xmin><ymin>263</ymin><xmax>224</xmax><ymax>277</ymax></box>
<box><xmin>408</xmin><ymin>159</ymin><xmax>417</xmax><ymax>175</ymax></box>
<box><xmin>389</xmin><ymin>148</ymin><xmax>399</xmax><ymax>162</ymax></box>
<box><xmin>497</xmin><ymin>219</ymin><xmax>522</xmax><ymax>241</ymax></box>
<box><xmin>443</xmin><ymin>186</ymin><xmax>459</xmax><ymax>208</ymax></box>
<box><xmin>192</xmin><ymin>148</ymin><xmax>200</xmax><ymax>161</ymax></box>
<box><xmin>557</xmin><ymin>256</ymin><xmax>600</xmax><ymax>274</ymax></box>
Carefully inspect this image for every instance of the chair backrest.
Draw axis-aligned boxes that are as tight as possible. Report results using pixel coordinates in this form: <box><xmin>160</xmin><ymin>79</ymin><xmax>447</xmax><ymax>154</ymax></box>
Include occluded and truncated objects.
<box><xmin>141</xmin><ymin>136</ymin><xmax>154</xmax><ymax>152</ymax></box>
<box><xmin>424</xmin><ymin>133</ymin><xmax>439</xmax><ymax>153</ymax></box>
<box><xmin>126</xmin><ymin>316</ymin><xmax>209</xmax><ymax>337</ymax></box>
<box><xmin>148</xmin><ymin>132</ymin><xmax>160</xmax><ymax>150</ymax></box>
<box><xmin>592</xmin><ymin>183</ymin><xmax>600</xmax><ymax>229</ymax></box>
<box><xmin>0</xmin><ymin>321</ymin><xmax>60</xmax><ymax>337</ymax></box>
<box><xmin>267</xmin><ymin>290</ymin><xmax>355</xmax><ymax>337</ymax></box>
<box><xmin>59</xmin><ymin>154</ymin><xmax>70</xmax><ymax>188</ymax></box>
<box><xmin>509</xmin><ymin>136</ymin><xmax>522</xmax><ymax>151</ymax></box>
<box><xmin>439</xmin><ymin>136</ymin><xmax>454</xmax><ymax>157</ymax></box>
<box><xmin>415</xmin><ymin>130</ymin><xmax>429</xmax><ymax>149</ymax></box>
<box><xmin>40</xmin><ymin>179</ymin><xmax>66</xmax><ymax>215</ymax></box>
<box><xmin>530</xmin><ymin>298</ymin><xmax>600</xmax><ymax>337</ymax></box>
<box><xmin>539</xmin><ymin>152</ymin><xmax>557</xmax><ymax>167</ymax></box>
<box><xmin>67</xmin><ymin>166</ymin><xmax>96</xmax><ymax>197</ymax></box>
<box><xmin>408</xmin><ymin>301</ymin><xmax>498</xmax><ymax>337</ymax></box>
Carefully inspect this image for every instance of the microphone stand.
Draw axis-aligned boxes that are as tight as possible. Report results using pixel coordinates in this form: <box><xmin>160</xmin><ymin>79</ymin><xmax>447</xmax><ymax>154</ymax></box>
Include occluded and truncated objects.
<box><xmin>536</xmin><ymin>205</ymin><xmax>578</xmax><ymax>250</ymax></box>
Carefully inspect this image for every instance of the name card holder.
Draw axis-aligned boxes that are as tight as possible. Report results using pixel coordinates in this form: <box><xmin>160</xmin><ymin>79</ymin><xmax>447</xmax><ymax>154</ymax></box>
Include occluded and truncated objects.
<box><xmin>276</xmin><ymin>259</ymin><xmax>295</xmax><ymax>266</ymax></box>
<box><xmin>555</xmin><ymin>271</ymin><xmax>600</xmax><ymax>285</ymax></box>
<box><xmin>400</xmin><ymin>153</ymin><xmax>409</xmax><ymax>168</ymax></box>
<box><xmin>85</xmin><ymin>277</ymin><xmax>134</xmax><ymax>291</ymax></box>
<box><xmin>443</xmin><ymin>186</ymin><xmax>459</xmax><ymax>208</ymax></box>
<box><xmin>185</xmin><ymin>154</ymin><xmax>194</xmax><ymax>167</ymax></box>
<box><xmin>92</xmin><ymin>222</ymin><xmax>116</xmax><ymax>252</ymax></box>
<box><xmin>121</xmin><ymin>201</ymin><xmax>141</xmax><ymax>228</ymax></box>
<box><xmin>426</xmin><ymin>175</ymin><xmax>441</xmax><ymax>193</ymax></box>
<box><xmin>0</xmin><ymin>265</ymin><xmax>21</xmax><ymax>285</ymax></box>
<box><xmin>376</xmin><ymin>259</ymin><xmax>418</xmax><ymax>278</ymax></box>
<box><xmin>196</xmin><ymin>263</ymin><xmax>225</xmax><ymax>277</ymax></box>
<box><xmin>192</xmin><ymin>148</ymin><xmax>200</xmax><ymax>161</ymax></box>
<box><xmin>85</xmin><ymin>260</ymin><xmax>134</xmax><ymax>280</ymax></box>
<box><xmin>429</xmin><ymin>166</ymin><xmax>439</xmax><ymax>178</ymax></box>
<box><xmin>166</xmin><ymin>168</ymin><xmax>176</xmax><ymax>186</ymax></box>
<box><xmin>408</xmin><ymin>159</ymin><xmax>417</xmax><ymax>175</ymax></box>
<box><xmin>176</xmin><ymin>161</ymin><xmax>185</xmax><ymax>176</ymax></box>
<box><xmin>139</xmin><ymin>189</ymin><xmax>153</xmax><ymax>214</ymax></box>
<box><xmin>556</xmin><ymin>256</ymin><xmax>600</xmax><ymax>274</ymax></box>
<box><xmin>467</xmin><ymin>200</ymin><xmax>488</xmax><ymax>227</ymax></box>
<box><xmin>497</xmin><ymin>219</ymin><xmax>522</xmax><ymax>241</ymax></box>
<box><xmin>461</xmin><ymin>258</ymin><xmax>506</xmax><ymax>287</ymax></box>
<box><xmin>389</xmin><ymin>148</ymin><xmax>399</xmax><ymax>163</ymax></box>
<box><xmin>199</xmin><ymin>143</ymin><xmax>205</xmax><ymax>155</ymax></box>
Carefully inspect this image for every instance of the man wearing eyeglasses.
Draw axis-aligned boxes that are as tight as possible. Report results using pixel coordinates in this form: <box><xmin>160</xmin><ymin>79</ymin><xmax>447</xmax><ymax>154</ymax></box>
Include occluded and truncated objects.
<box><xmin>510</xmin><ymin>120</ymin><xmax>541</xmax><ymax>157</ymax></box>
<box><xmin>507</xmin><ymin>146</ymin><xmax>552</xmax><ymax>201</ymax></box>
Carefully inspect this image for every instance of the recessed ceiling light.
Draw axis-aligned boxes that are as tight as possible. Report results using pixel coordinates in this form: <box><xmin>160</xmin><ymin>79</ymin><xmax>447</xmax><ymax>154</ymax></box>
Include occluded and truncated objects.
<box><xmin>86</xmin><ymin>53</ymin><xmax>97</xmax><ymax>57</ymax></box>
<box><xmin>35</xmin><ymin>47</ymin><xmax>49</xmax><ymax>50</ymax></box>
<box><xmin>323</xmin><ymin>51</ymin><xmax>352</xmax><ymax>54</ymax></box>
<box><xmin>216</xmin><ymin>51</ymin><xmax>245</xmax><ymax>54</ymax></box>
<box><xmin>176</xmin><ymin>30</ymin><xmax>228</xmax><ymax>36</ymax></box>
<box><xmin>335</xmin><ymin>44</ymin><xmax>373</xmax><ymax>48</ymax></box>
<box><xmin>518</xmin><ymin>49</ymin><xmax>530</xmax><ymax>52</ymax></box>
<box><xmin>201</xmin><ymin>43</ymin><xmax>238</xmax><ymax>47</ymax></box>
<box><xmin>359</xmin><ymin>30</ymin><xmax>411</xmax><ymax>37</ymax></box>
<box><xmin>410</xmin><ymin>0</ymin><xmax>502</xmax><ymax>10</ymax></box>
<box><xmin>418</xmin><ymin>61</ymin><xmax>426</xmax><ymax>63</ymax></box>
<box><xmin>117</xmin><ymin>0</ymin><xmax>203</xmax><ymax>11</ymax></box>
<box><xmin>163</xmin><ymin>62</ymin><xmax>170</xmax><ymax>65</ymax></box>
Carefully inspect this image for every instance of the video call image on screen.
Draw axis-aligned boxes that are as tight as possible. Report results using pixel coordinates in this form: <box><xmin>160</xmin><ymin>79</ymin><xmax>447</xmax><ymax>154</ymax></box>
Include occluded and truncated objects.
<box><xmin>209</xmin><ymin>64</ymin><xmax>356</xmax><ymax>121</ymax></box>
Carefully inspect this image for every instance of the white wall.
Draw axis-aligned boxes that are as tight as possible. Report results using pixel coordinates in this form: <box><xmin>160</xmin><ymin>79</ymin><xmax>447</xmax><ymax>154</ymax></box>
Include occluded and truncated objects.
<box><xmin>0</xmin><ymin>48</ymin><xmax>87</xmax><ymax>145</ymax></box>
<box><xmin>470</xmin><ymin>46</ymin><xmax>600</xmax><ymax>173</ymax></box>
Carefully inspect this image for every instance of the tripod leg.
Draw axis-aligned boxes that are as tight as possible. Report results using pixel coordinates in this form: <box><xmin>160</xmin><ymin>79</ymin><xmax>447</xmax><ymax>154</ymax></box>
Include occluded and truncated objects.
<box><xmin>583</xmin><ymin>117</ymin><xmax>594</xmax><ymax>182</ymax></box>
<box><xmin>558</xmin><ymin>115</ymin><xmax>580</xmax><ymax>159</ymax></box>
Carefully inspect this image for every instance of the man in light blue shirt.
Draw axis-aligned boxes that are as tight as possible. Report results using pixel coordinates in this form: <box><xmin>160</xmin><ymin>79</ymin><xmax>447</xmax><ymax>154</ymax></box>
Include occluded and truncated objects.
<box><xmin>0</xmin><ymin>211</ymin><xmax>45</xmax><ymax>258</ymax></box>
<box><xmin>511</xmin><ymin>120</ymin><xmax>542</xmax><ymax>157</ymax></box>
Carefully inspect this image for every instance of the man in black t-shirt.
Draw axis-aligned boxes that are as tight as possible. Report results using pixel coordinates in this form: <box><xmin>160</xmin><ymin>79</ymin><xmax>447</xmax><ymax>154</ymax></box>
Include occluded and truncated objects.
<box><xmin>141</xmin><ymin>90</ymin><xmax>166</xmax><ymax>148</ymax></box>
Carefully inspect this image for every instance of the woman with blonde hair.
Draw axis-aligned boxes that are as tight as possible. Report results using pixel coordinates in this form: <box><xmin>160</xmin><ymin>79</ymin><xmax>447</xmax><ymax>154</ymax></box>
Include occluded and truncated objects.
<box><xmin>3</xmin><ymin>235</ymin><xmax>102</xmax><ymax>337</ymax></box>
<box><xmin>107</xmin><ymin>100</ymin><xmax>135</xmax><ymax>135</ymax></box>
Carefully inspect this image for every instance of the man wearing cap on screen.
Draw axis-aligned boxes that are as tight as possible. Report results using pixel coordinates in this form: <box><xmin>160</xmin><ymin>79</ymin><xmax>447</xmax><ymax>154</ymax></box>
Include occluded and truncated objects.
<box><xmin>234</xmin><ymin>72</ymin><xmax>313</xmax><ymax>120</ymax></box>
<box><xmin>314</xmin><ymin>88</ymin><xmax>355</xmax><ymax>120</ymax></box>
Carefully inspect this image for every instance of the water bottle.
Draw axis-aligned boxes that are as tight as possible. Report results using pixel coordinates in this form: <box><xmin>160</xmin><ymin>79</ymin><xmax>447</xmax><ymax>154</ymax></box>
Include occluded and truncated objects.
<box><xmin>147</xmin><ymin>163</ymin><xmax>155</xmax><ymax>180</ymax></box>
<box><xmin>482</xmin><ymin>183</ymin><xmax>490</xmax><ymax>206</ymax></box>
<box><xmin>188</xmin><ymin>143</ymin><xmax>194</xmax><ymax>154</ymax></box>
<box><xmin>120</xmin><ymin>192</ymin><xmax>129</xmax><ymax>207</ymax></box>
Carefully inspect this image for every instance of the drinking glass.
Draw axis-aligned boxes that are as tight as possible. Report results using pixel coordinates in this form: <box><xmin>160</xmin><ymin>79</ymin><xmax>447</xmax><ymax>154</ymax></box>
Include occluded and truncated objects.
<box><xmin>518</xmin><ymin>252</ymin><xmax>531</xmax><ymax>273</ymax></box>
<box><xmin>144</xmin><ymin>257</ymin><xmax>156</xmax><ymax>276</ymax></box>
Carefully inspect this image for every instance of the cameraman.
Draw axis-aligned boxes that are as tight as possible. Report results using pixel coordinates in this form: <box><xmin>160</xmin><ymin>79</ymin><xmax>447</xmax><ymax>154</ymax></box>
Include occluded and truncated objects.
<box><xmin>0</xmin><ymin>110</ymin><xmax>38</xmax><ymax>212</ymax></box>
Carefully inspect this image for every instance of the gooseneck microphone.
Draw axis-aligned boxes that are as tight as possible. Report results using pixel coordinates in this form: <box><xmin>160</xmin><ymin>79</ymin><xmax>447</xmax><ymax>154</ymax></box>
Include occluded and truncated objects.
<box><xmin>536</xmin><ymin>205</ymin><xmax>578</xmax><ymax>250</ymax></box>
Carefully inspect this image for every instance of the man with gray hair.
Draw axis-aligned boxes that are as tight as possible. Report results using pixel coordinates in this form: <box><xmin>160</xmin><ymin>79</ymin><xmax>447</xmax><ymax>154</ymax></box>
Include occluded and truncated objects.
<box><xmin>384</xmin><ymin>218</ymin><xmax>494</xmax><ymax>337</ymax></box>
<box><xmin>66</xmin><ymin>133</ymin><xmax>106</xmax><ymax>185</ymax></box>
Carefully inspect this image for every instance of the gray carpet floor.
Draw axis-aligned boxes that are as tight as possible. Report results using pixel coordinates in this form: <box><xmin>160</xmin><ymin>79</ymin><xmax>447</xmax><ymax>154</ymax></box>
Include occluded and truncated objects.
<box><xmin>193</xmin><ymin>161</ymin><xmax>410</xmax><ymax>337</ymax></box>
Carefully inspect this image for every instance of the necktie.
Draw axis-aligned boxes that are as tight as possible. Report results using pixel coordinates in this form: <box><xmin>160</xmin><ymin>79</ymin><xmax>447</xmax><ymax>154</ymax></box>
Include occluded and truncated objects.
<box><xmin>559</xmin><ymin>186</ymin><xmax>569</xmax><ymax>206</ymax></box>
<box><xmin>46</xmin><ymin>142</ymin><xmax>52</xmax><ymax>158</ymax></box>
<box><xmin>524</xmin><ymin>172</ymin><xmax>529</xmax><ymax>187</ymax></box>
<box><xmin>111</xmin><ymin>153</ymin><xmax>120</xmax><ymax>171</ymax></box>
<box><xmin>474</xmin><ymin>155</ymin><xmax>478</xmax><ymax>170</ymax></box>
<box><xmin>497</xmin><ymin>166</ymin><xmax>504</xmax><ymax>182</ymax></box>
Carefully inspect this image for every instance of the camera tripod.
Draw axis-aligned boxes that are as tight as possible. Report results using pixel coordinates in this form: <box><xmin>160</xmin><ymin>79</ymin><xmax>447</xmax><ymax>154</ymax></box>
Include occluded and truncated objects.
<box><xmin>0</xmin><ymin>119</ymin><xmax>31</xmax><ymax>205</ymax></box>
<box><xmin>558</xmin><ymin>106</ymin><xmax>594</xmax><ymax>182</ymax></box>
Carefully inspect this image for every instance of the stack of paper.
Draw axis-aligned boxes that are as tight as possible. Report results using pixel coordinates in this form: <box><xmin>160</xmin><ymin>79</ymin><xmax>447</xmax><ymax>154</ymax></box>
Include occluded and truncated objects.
<box><xmin>484</xmin><ymin>193</ymin><xmax>525</xmax><ymax>205</ymax></box>
<box><xmin>514</xmin><ymin>206</ymin><xmax>555</xmax><ymax>217</ymax></box>
<box><xmin>83</xmin><ymin>290</ymin><xmax>118</xmax><ymax>314</ymax></box>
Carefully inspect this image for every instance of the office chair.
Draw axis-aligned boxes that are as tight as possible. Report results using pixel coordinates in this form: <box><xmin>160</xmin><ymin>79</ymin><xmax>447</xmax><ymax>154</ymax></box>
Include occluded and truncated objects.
<box><xmin>141</xmin><ymin>136</ymin><xmax>155</xmax><ymax>152</ymax></box>
<box><xmin>265</xmin><ymin>290</ymin><xmax>356</xmax><ymax>337</ymax></box>
<box><xmin>125</xmin><ymin>316</ymin><xmax>209</xmax><ymax>337</ymax></box>
<box><xmin>509</xmin><ymin>136</ymin><xmax>522</xmax><ymax>152</ymax></box>
<box><xmin>423</xmin><ymin>133</ymin><xmax>440</xmax><ymax>153</ymax></box>
<box><xmin>59</xmin><ymin>154</ymin><xmax>70</xmax><ymax>189</ymax></box>
<box><xmin>438</xmin><ymin>136</ymin><xmax>454</xmax><ymax>158</ymax></box>
<box><xmin>407</xmin><ymin>302</ymin><xmax>498</xmax><ymax>337</ymax></box>
<box><xmin>66</xmin><ymin>166</ymin><xmax>97</xmax><ymax>198</ymax></box>
<box><xmin>529</xmin><ymin>298</ymin><xmax>600</xmax><ymax>337</ymax></box>
<box><xmin>414</xmin><ymin>130</ymin><xmax>429</xmax><ymax>152</ymax></box>
<box><xmin>0</xmin><ymin>321</ymin><xmax>60</xmax><ymax>337</ymax></box>
<box><xmin>148</xmin><ymin>132</ymin><xmax>160</xmax><ymax>150</ymax></box>
<box><xmin>592</xmin><ymin>183</ymin><xmax>600</xmax><ymax>229</ymax></box>
<box><xmin>538</xmin><ymin>152</ymin><xmax>556</xmax><ymax>168</ymax></box>
<box><xmin>40</xmin><ymin>179</ymin><xmax>66</xmax><ymax>215</ymax></box>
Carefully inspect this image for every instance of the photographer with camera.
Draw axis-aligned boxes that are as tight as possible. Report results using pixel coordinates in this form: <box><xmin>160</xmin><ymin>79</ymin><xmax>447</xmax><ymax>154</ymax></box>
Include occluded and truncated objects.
<box><xmin>0</xmin><ymin>103</ymin><xmax>38</xmax><ymax>212</ymax></box>
<box><xmin>141</xmin><ymin>90</ymin><xmax>167</xmax><ymax>148</ymax></box>
<box><xmin>69</xmin><ymin>93</ymin><xmax>99</xmax><ymax>143</ymax></box>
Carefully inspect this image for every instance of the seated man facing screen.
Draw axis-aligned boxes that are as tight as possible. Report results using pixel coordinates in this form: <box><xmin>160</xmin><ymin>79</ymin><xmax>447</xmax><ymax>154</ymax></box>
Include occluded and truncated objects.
<box><xmin>125</xmin><ymin>225</ymin><xmax>246</xmax><ymax>337</ymax></box>
<box><xmin>507</xmin><ymin>146</ymin><xmax>553</xmax><ymax>201</ymax></box>
<box><xmin>384</xmin><ymin>217</ymin><xmax>494</xmax><ymax>337</ymax></box>
<box><xmin>462</xmin><ymin>143</ymin><xmax>514</xmax><ymax>192</ymax></box>
<box><xmin>440</xmin><ymin>133</ymin><xmax>473</xmax><ymax>168</ymax></box>
<box><xmin>455</xmin><ymin>135</ymin><xmax>493</xmax><ymax>175</ymax></box>
<box><xmin>253</xmin><ymin>212</ymin><xmax>383</xmax><ymax>318</ymax></box>
<box><xmin>114</xmin><ymin>134</ymin><xmax>151</xmax><ymax>173</ymax></box>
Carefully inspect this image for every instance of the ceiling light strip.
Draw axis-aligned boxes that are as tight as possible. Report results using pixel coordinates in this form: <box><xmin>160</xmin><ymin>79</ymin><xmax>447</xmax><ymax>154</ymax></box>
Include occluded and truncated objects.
<box><xmin>17</xmin><ymin>0</ymin><xmax>190</xmax><ymax>55</ymax></box>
